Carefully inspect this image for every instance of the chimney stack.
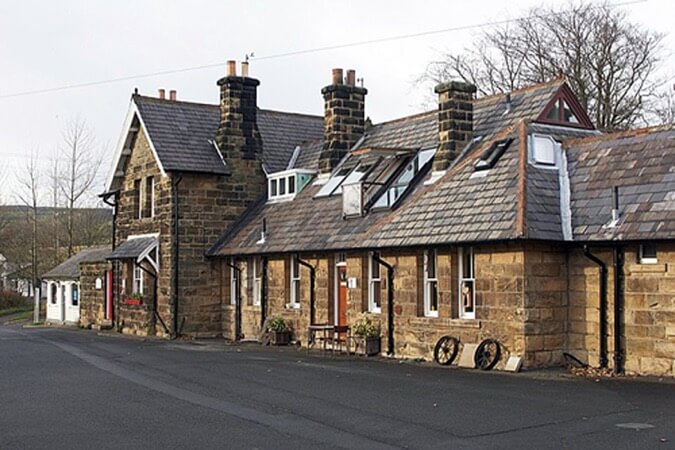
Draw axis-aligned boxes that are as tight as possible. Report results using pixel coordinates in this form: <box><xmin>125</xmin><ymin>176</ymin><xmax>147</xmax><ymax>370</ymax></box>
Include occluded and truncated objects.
<box><xmin>433</xmin><ymin>81</ymin><xmax>476</xmax><ymax>172</ymax></box>
<box><xmin>318</xmin><ymin>68</ymin><xmax>367</xmax><ymax>175</ymax></box>
<box><xmin>215</xmin><ymin>60</ymin><xmax>262</xmax><ymax>161</ymax></box>
<box><xmin>169</xmin><ymin>90</ymin><xmax>177</xmax><ymax>101</ymax></box>
<box><xmin>158</xmin><ymin>88</ymin><xmax>166</xmax><ymax>100</ymax></box>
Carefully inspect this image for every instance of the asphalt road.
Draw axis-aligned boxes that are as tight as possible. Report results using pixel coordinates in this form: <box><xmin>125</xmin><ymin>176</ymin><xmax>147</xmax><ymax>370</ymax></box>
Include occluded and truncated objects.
<box><xmin>0</xmin><ymin>325</ymin><xmax>673</xmax><ymax>449</ymax></box>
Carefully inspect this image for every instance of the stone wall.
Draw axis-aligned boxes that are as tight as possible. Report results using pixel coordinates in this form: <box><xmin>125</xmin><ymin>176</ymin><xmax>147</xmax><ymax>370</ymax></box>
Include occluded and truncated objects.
<box><xmin>79</xmin><ymin>261</ymin><xmax>110</xmax><ymax>328</ymax></box>
<box><xmin>233</xmin><ymin>244</ymin><xmax>529</xmax><ymax>369</ymax></box>
<box><xmin>568</xmin><ymin>244</ymin><xmax>675</xmax><ymax>377</ymax></box>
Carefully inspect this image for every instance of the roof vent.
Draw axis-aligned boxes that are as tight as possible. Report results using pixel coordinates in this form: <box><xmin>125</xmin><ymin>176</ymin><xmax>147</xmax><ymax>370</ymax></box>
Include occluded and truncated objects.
<box><xmin>603</xmin><ymin>186</ymin><xmax>620</xmax><ymax>229</ymax></box>
<box><xmin>256</xmin><ymin>218</ymin><xmax>267</xmax><ymax>245</ymax></box>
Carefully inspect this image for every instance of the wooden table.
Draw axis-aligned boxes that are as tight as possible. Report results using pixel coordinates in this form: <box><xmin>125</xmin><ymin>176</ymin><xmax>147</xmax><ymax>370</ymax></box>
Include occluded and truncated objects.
<box><xmin>307</xmin><ymin>324</ymin><xmax>335</xmax><ymax>353</ymax></box>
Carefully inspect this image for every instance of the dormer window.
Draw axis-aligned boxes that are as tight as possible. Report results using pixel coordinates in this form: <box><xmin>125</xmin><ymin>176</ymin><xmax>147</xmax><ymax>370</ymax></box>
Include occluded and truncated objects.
<box><xmin>267</xmin><ymin>169</ymin><xmax>315</xmax><ymax>202</ymax></box>
<box><xmin>529</xmin><ymin>134</ymin><xmax>560</xmax><ymax>169</ymax></box>
<box><xmin>372</xmin><ymin>147</ymin><xmax>435</xmax><ymax>209</ymax></box>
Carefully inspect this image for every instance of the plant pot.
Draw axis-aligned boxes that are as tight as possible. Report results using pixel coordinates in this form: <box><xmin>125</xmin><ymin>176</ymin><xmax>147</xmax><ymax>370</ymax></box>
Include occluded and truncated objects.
<box><xmin>356</xmin><ymin>336</ymin><xmax>381</xmax><ymax>356</ymax></box>
<box><xmin>123</xmin><ymin>298</ymin><xmax>142</xmax><ymax>306</ymax></box>
<box><xmin>269</xmin><ymin>330</ymin><xmax>291</xmax><ymax>346</ymax></box>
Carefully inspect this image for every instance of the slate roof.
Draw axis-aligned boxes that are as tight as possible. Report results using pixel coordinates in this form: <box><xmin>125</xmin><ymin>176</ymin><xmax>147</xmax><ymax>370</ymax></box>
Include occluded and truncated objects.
<box><xmin>210</xmin><ymin>78</ymin><xmax>575</xmax><ymax>257</ymax></box>
<box><xmin>108</xmin><ymin>236</ymin><xmax>158</xmax><ymax>260</ymax></box>
<box><xmin>42</xmin><ymin>247</ymin><xmax>110</xmax><ymax>280</ymax></box>
<box><xmin>291</xmin><ymin>140</ymin><xmax>323</xmax><ymax>171</ymax></box>
<box><xmin>133</xmin><ymin>96</ymin><xmax>323</xmax><ymax>175</ymax></box>
<box><xmin>566</xmin><ymin>125</ymin><xmax>675</xmax><ymax>241</ymax></box>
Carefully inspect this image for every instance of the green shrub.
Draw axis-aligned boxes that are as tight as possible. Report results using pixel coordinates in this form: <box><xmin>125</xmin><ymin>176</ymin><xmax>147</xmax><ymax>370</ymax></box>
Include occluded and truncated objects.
<box><xmin>352</xmin><ymin>317</ymin><xmax>380</xmax><ymax>338</ymax></box>
<box><xmin>268</xmin><ymin>316</ymin><xmax>290</xmax><ymax>333</ymax></box>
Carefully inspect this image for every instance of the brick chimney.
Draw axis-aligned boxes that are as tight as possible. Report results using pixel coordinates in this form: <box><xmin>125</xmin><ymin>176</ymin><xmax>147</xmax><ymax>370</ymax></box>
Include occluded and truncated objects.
<box><xmin>433</xmin><ymin>81</ymin><xmax>476</xmax><ymax>172</ymax></box>
<box><xmin>318</xmin><ymin>68</ymin><xmax>367</xmax><ymax>175</ymax></box>
<box><xmin>214</xmin><ymin>60</ymin><xmax>263</xmax><ymax>161</ymax></box>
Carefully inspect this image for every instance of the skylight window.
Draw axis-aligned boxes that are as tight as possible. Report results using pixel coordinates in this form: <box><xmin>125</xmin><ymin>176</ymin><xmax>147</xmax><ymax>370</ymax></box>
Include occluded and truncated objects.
<box><xmin>333</xmin><ymin>162</ymin><xmax>374</xmax><ymax>195</ymax></box>
<box><xmin>315</xmin><ymin>165</ymin><xmax>352</xmax><ymax>198</ymax></box>
<box><xmin>474</xmin><ymin>139</ymin><xmax>512</xmax><ymax>171</ymax></box>
<box><xmin>372</xmin><ymin>148</ymin><xmax>435</xmax><ymax>209</ymax></box>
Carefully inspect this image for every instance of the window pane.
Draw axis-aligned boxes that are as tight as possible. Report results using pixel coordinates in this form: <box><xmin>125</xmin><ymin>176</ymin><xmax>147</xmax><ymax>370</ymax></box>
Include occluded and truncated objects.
<box><xmin>279</xmin><ymin>178</ymin><xmax>286</xmax><ymax>195</ymax></box>
<box><xmin>462</xmin><ymin>248</ymin><xmax>473</xmax><ymax>278</ymax></box>
<box><xmin>292</xmin><ymin>280</ymin><xmax>300</xmax><ymax>304</ymax></box>
<box><xmin>461</xmin><ymin>280</ymin><xmax>474</xmax><ymax>313</ymax></box>
<box><xmin>270</xmin><ymin>179</ymin><xmax>277</xmax><ymax>196</ymax></box>
<box><xmin>72</xmin><ymin>285</ymin><xmax>79</xmax><ymax>306</ymax></box>
<box><xmin>288</xmin><ymin>176</ymin><xmax>296</xmax><ymax>194</ymax></box>
<box><xmin>546</xmin><ymin>100</ymin><xmax>561</xmax><ymax>121</ymax></box>
<box><xmin>642</xmin><ymin>243</ymin><xmax>657</xmax><ymax>259</ymax></box>
<box><xmin>373</xmin><ymin>280</ymin><xmax>381</xmax><ymax>309</ymax></box>
<box><xmin>429</xmin><ymin>281</ymin><xmax>438</xmax><ymax>312</ymax></box>
<box><xmin>427</xmin><ymin>250</ymin><xmax>436</xmax><ymax>278</ymax></box>
<box><xmin>292</xmin><ymin>256</ymin><xmax>299</xmax><ymax>278</ymax></box>
<box><xmin>371</xmin><ymin>254</ymin><xmax>380</xmax><ymax>278</ymax></box>
<box><xmin>562</xmin><ymin>100</ymin><xmax>579</xmax><ymax>124</ymax></box>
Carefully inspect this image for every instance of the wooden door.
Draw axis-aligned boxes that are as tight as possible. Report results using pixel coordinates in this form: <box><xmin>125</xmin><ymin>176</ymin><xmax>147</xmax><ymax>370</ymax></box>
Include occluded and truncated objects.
<box><xmin>337</xmin><ymin>266</ymin><xmax>348</xmax><ymax>326</ymax></box>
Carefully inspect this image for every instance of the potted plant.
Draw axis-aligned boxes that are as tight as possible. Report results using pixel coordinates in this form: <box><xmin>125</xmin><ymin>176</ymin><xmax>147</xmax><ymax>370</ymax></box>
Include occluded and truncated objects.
<box><xmin>124</xmin><ymin>292</ymin><xmax>143</xmax><ymax>306</ymax></box>
<box><xmin>353</xmin><ymin>317</ymin><xmax>381</xmax><ymax>356</ymax></box>
<box><xmin>267</xmin><ymin>316</ymin><xmax>291</xmax><ymax>345</ymax></box>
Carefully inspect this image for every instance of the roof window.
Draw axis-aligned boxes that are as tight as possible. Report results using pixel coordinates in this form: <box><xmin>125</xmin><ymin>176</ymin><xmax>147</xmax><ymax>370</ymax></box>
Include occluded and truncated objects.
<box><xmin>372</xmin><ymin>147</ymin><xmax>435</xmax><ymax>209</ymax></box>
<box><xmin>474</xmin><ymin>139</ymin><xmax>512</xmax><ymax>171</ymax></box>
<box><xmin>268</xmin><ymin>169</ymin><xmax>315</xmax><ymax>202</ymax></box>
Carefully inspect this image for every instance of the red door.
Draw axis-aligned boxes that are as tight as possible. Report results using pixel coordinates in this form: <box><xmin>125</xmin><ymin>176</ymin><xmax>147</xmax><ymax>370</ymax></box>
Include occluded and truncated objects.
<box><xmin>337</xmin><ymin>266</ymin><xmax>347</xmax><ymax>326</ymax></box>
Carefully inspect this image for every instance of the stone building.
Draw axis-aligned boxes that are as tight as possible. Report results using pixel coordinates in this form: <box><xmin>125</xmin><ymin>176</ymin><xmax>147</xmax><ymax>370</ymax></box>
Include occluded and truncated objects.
<box><xmin>42</xmin><ymin>247</ymin><xmax>110</xmax><ymax>326</ymax></box>
<box><xmin>103</xmin><ymin>62</ymin><xmax>674</xmax><ymax>376</ymax></box>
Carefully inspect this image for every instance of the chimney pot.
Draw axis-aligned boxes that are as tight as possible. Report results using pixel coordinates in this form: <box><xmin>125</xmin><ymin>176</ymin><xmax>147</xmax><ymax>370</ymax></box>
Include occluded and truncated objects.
<box><xmin>158</xmin><ymin>88</ymin><xmax>165</xmax><ymax>100</ymax></box>
<box><xmin>332</xmin><ymin>68</ymin><xmax>344</xmax><ymax>85</ymax></box>
<box><xmin>227</xmin><ymin>60</ymin><xmax>237</xmax><ymax>77</ymax></box>
<box><xmin>346</xmin><ymin>70</ymin><xmax>356</xmax><ymax>86</ymax></box>
<box><xmin>241</xmin><ymin>61</ymin><xmax>249</xmax><ymax>77</ymax></box>
<box><xmin>169</xmin><ymin>90</ymin><xmax>177</xmax><ymax>101</ymax></box>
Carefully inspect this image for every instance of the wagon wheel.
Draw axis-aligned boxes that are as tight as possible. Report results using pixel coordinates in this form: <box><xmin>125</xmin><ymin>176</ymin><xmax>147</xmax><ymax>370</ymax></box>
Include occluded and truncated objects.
<box><xmin>474</xmin><ymin>339</ymin><xmax>501</xmax><ymax>370</ymax></box>
<box><xmin>433</xmin><ymin>336</ymin><xmax>459</xmax><ymax>365</ymax></box>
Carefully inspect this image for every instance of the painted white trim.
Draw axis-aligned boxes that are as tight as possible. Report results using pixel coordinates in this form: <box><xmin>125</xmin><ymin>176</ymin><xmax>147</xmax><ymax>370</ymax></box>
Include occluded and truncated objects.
<box><xmin>105</xmin><ymin>99</ymin><xmax>167</xmax><ymax>193</ymax></box>
<box><xmin>458</xmin><ymin>247</ymin><xmax>476</xmax><ymax>320</ymax></box>
<box><xmin>423</xmin><ymin>249</ymin><xmax>439</xmax><ymax>318</ymax></box>
<box><xmin>558</xmin><ymin>148</ymin><xmax>573</xmax><ymax>241</ymax></box>
<box><xmin>288</xmin><ymin>255</ymin><xmax>301</xmax><ymax>309</ymax></box>
<box><xmin>368</xmin><ymin>251</ymin><xmax>382</xmax><ymax>314</ymax></box>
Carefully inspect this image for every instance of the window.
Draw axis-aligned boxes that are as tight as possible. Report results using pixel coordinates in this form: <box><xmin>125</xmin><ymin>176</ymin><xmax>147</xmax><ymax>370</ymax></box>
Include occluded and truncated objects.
<box><xmin>530</xmin><ymin>134</ymin><xmax>559</xmax><ymax>167</ymax></box>
<box><xmin>61</xmin><ymin>283</ymin><xmax>66</xmax><ymax>306</ymax></box>
<box><xmin>639</xmin><ymin>244</ymin><xmax>657</xmax><ymax>264</ymax></box>
<box><xmin>373</xmin><ymin>148</ymin><xmax>436</xmax><ymax>209</ymax></box>
<box><xmin>251</xmin><ymin>257</ymin><xmax>262</xmax><ymax>306</ymax></box>
<box><xmin>270</xmin><ymin>179</ymin><xmax>278</xmax><ymax>197</ymax></box>
<box><xmin>145</xmin><ymin>177</ymin><xmax>154</xmax><ymax>217</ymax></box>
<box><xmin>368</xmin><ymin>252</ymin><xmax>382</xmax><ymax>313</ymax></box>
<box><xmin>133</xmin><ymin>265</ymin><xmax>143</xmax><ymax>295</ymax></box>
<box><xmin>288</xmin><ymin>175</ymin><xmax>296</xmax><ymax>194</ymax></box>
<box><xmin>134</xmin><ymin>179</ymin><xmax>142</xmax><ymax>219</ymax></box>
<box><xmin>424</xmin><ymin>249</ymin><xmax>438</xmax><ymax>317</ymax></box>
<box><xmin>474</xmin><ymin>139</ymin><xmax>512</xmax><ymax>171</ymax></box>
<box><xmin>71</xmin><ymin>284</ymin><xmax>79</xmax><ymax>306</ymax></box>
<box><xmin>545</xmin><ymin>98</ymin><xmax>580</xmax><ymax>124</ymax></box>
<box><xmin>315</xmin><ymin>165</ymin><xmax>353</xmax><ymax>198</ymax></box>
<box><xmin>459</xmin><ymin>247</ymin><xmax>475</xmax><ymax>319</ymax></box>
<box><xmin>230</xmin><ymin>263</ymin><xmax>238</xmax><ymax>306</ymax></box>
<box><xmin>279</xmin><ymin>178</ymin><xmax>286</xmax><ymax>196</ymax></box>
<box><xmin>289</xmin><ymin>255</ymin><xmax>301</xmax><ymax>308</ymax></box>
<box><xmin>50</xmin><ymin>283</ymin><xmax>57</xmax><ymax>305</ymax></box>
<box><xmin>334</xmin><ymin>162</ymin><xmax>374</xmax><ymax>195</ymax></box>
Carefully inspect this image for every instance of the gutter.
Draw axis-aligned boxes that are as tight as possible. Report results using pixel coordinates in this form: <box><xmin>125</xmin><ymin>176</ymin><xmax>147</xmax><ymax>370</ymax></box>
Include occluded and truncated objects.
<box><xmin>171</xmin><ymin>175</ymin><xmax>183</xmax><ymax>339</ymax></box>
<box><xmin>583</xmin><ymin>246</ymin><xmax>608</xmax><ymax>368</ymax></box>
<box><xmin>296</xmin><ymin>255</ymin><xmax>316</xmax><ymax>326</ymax></box>
<box><xmin>373</xmin><ymin>253</ymin><xmax>395</xmax><ymax>356</ymax></box>
<box><xmin>260</xmin><ymin>257</ymin><xmax>268</xmax><ymax>330</ymax></box>
<box><xmin>100</xmin><ymin>191</ymin><xmax>119</xmax><ymax>328</ymax></box>
<box><xmin>612</xmin><ymin>246</ymin><xmax>625</xmax><ymax>374</ymax></box>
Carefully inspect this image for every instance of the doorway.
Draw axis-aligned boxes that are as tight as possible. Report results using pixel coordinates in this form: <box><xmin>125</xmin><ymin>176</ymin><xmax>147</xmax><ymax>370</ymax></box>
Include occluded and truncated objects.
<box><xmin>334</xmin><ymin>253</ymin><xmax>347</xmax><ymax>327</ymax></box>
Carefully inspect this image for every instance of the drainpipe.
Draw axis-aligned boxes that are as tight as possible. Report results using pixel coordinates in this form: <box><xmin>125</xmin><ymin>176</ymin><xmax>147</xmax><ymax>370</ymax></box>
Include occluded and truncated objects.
<box><xmin>373</xmin><ymin>253</ymin><xmax>395</xmax><ymax>356</ymax></box>
<box><xmin>171</xmin><ymin>175</ymin><xmax>183</xmax><ymax>339</ymax></box>
<box><xmin>101</xmin><ymin>191</ymin><xmax>119</xmax><ymax>328</ymax></box>
<box><xmin>260</xmin><ymin>256</ymin><xmax>268</xmax><ymax>330</ymax></box>
<box><xmin>137</xmin><ymin>263</ymin><xmax>169</xmax><ymax>335</ymax></box>
<box><xmin>583</xmin><ymin>246</ymin><xmax>608</xmax><ymax>368</ymax></box>
<box><xmin>612</xmin><ymin>246</ymin><xmax>625</xmax><ymax>374</ymax></box>
<box><xmin>226</xmin><ymin>260</ymin><xmax>242</xmax><ymax>341</ymax></box>
<box><xmin>296</xmin><ymin>255</ymin><xmax>316</xmax><ymax>325</ymax></box>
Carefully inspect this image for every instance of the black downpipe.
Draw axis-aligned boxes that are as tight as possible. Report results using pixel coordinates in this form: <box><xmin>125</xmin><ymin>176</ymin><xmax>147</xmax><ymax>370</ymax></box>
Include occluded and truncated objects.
<box><xmin>226</xmin><ymin>261</ymin><xmax>242</xmax><ymax>341</ymax></box>
<box><xmin>137</xmin><ymin>263</ymin><xmax>169</xmax><ymax>335</ymax></box>
<box><xmin>260</xmin><ymin>257</ymin><xmax>268</xmax><ymax>330</ymax></box>
<box><xmin>171</xmin><ymin>175</ymin><xmax>183</xmax><ymax>339</ymax></box>
<box><xmin>296</xmin><ymin>256</ymin><xmax>316</xmax><ymax>325</ymax></box>
<box><xmin>583</xmin><ymin>246</ymin><xmax>608</xmax><ymax>368</ymax></box>
<box><xmin>101</xmin><ymin>191</ymin><xmax>119</xmax><ymax>328</ymax></box>
<box><xmin>612</xmin><ymin>246</ymin><xmax>625</xmax><ymax>374</ymax></box>
<box><xmin>373</xmin><ymin>254</ymin><xmax>395</xmax><ymax>356</ymax></box>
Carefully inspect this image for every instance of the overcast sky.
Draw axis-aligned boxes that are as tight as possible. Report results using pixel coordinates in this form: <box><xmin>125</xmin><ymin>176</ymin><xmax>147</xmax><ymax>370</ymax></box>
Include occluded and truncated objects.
<box><xmin>0</xmin><ymin>0</ymin><xmax>673</xmax><ymax>204</ymax></box>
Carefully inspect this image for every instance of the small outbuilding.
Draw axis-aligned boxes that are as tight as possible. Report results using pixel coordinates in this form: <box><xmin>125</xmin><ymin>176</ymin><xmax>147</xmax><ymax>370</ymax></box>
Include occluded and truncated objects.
<box><xmin>42</xmin><ymin>247</ymin><xmax>111</xmax><ymax>325</ymax></box>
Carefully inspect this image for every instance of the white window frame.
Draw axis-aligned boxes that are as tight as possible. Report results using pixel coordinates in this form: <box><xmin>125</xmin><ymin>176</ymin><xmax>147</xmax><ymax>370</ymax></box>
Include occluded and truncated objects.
<box><xmin>251</xmin><ymin>257</ymin><xmax>261</xmax><ymax>306</ymax></box>
<box><xmin>458</xmin><ymin>247</ymin><xmax>476</xmax><ymax>319</ymax></box>
<box><xmin>133</xmin><ymin>265</ymin><xmax>144</xmax><ymax>295</ymax></box>
<box><xmin>289</xmin><ymin>255</ymin><xmax>301</xmax><ymax>309</ymax></box>
<box><xmin>230</xmin><ymin>263</ymin><xmax>238</xmax><ymax>306</ymax></box>
<box><xmin>368</xmin><ymin>251</ymin><xmax>382</xmax><ymax>314</ymax></box>
<box><xmin>423</xmin><ymin>249</ymin><xmax>438</xmax><ymax>318</ymax></box>
<box><xmin>71</xmin><ymin>283</ymin><xmax>79</xmax><ymax>306</ymax></box>
<box><xmin>137</xmin><ymin>179</ymin><xmax>144</xmax><ymax>219</ymax></box>
<box><xmin>639</xmin><ymin>244</ymin><xmax>657</xmax><ymax>264</ymax></box>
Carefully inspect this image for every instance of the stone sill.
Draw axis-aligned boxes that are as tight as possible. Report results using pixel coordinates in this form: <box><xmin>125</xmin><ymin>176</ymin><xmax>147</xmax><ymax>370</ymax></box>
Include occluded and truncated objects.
<box><xmin>627</xmin><ymin>263</ymin><xmax>668</xmax><ymax>274</ymax></box>
<box><xmin>409</xmin><ymin>317</ymin><xmax>481</xmax><ymax>329</ymax></box>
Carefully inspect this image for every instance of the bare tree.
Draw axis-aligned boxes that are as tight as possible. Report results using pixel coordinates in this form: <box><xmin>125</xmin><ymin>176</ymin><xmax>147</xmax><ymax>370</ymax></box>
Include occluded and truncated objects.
<box><xmin>59</xmin><ymin>118</ymin><xmax>103</xmax><ymax>257</ymax></box>
<box><xmin>48</xmin><ymin>154</ymin><xmax>62</xmax><ymax>267</ymax></box>
<box><xmin>421</xmin><ymin>2</ymin><xmax>664</xmax><ymax>130</ymax></box>
<box><xmin>0</xmin><ymin>168</ymin><xmax>9</xmax><ymax>236</ymax></box>
<box><xmin>15</xmin><ymin>150</ymin><xmax>41</xmax><ymax>297</ymax></box>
